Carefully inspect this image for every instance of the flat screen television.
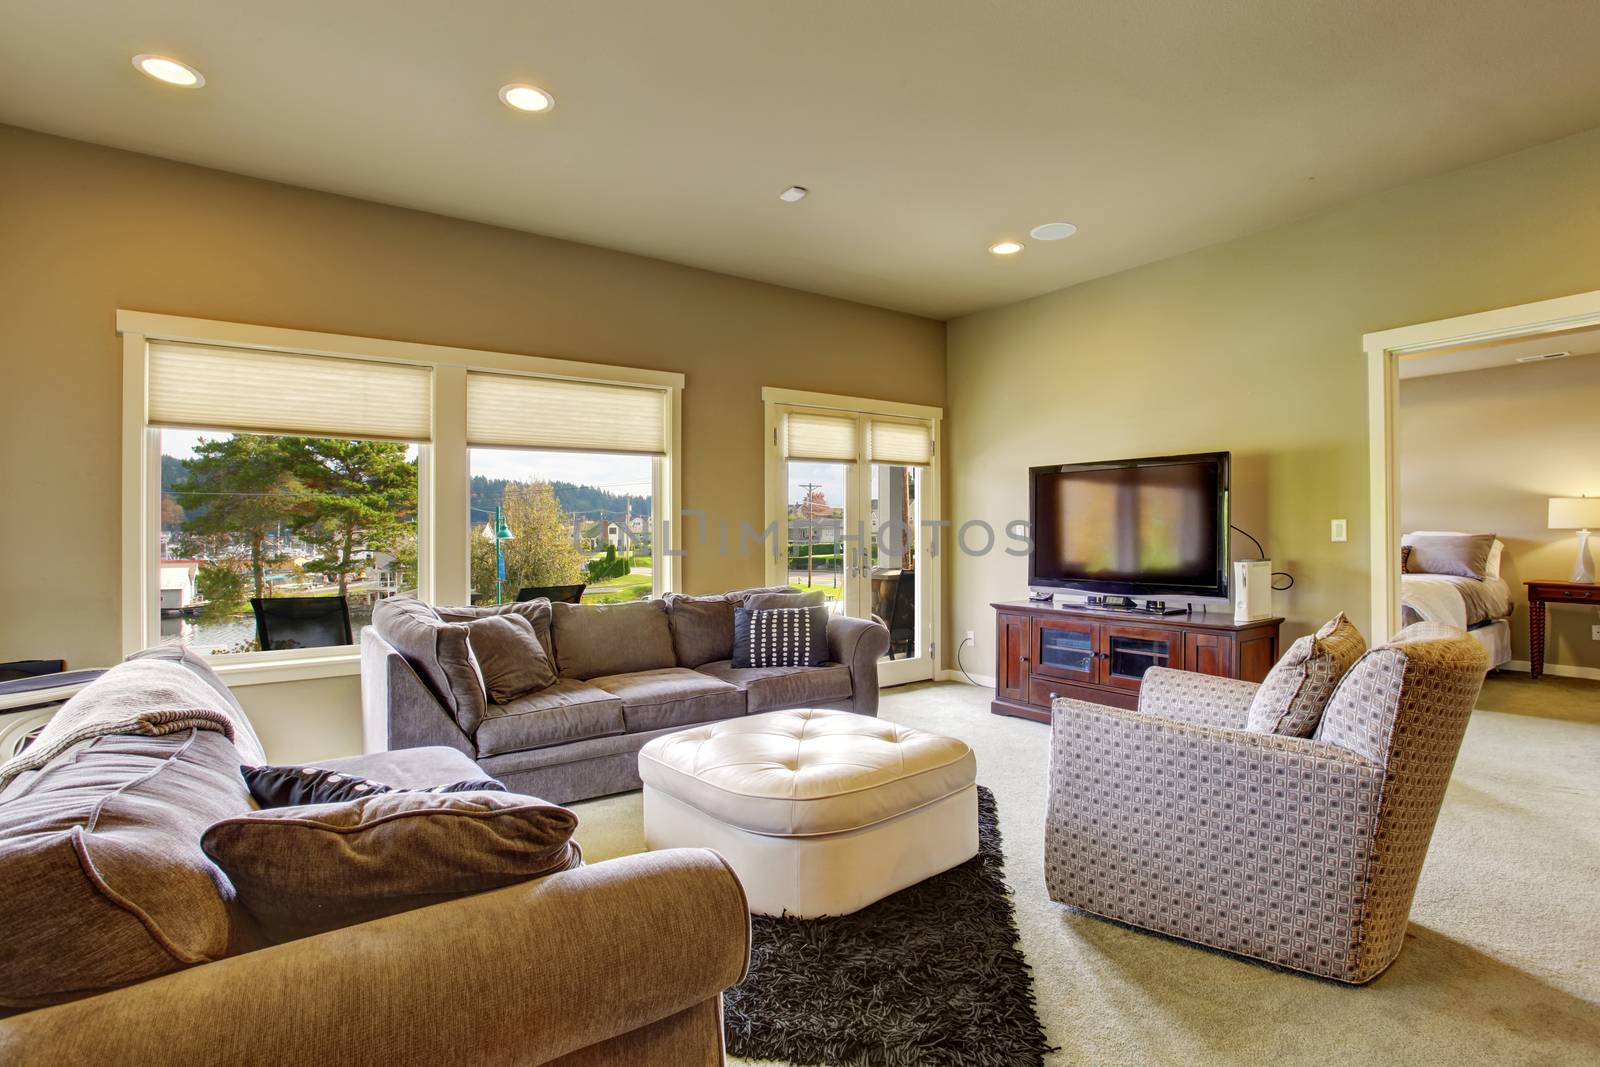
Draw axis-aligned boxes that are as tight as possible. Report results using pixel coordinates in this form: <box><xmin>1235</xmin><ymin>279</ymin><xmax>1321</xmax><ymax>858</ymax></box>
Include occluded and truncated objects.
<box><xmin>1028</xmin><ymin>452</ymin><xmax>1230</xmax><ymax>600</ymax></box>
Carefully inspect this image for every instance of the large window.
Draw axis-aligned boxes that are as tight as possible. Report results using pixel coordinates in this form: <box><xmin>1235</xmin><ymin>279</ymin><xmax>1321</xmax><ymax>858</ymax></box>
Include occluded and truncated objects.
<box><xmin>159</xmin><ymin>430</ymin><xmax>419</xmax><ymax>653</ymax></box>
<box><xmin>122</xmin><ymin>313</ymin><xmax>681</xmax><ymax>676</ymax></box>
<box><xmin>469</xmin><ymin>449</ymin><xmax>656</xmax><ymax>606</ymax></box>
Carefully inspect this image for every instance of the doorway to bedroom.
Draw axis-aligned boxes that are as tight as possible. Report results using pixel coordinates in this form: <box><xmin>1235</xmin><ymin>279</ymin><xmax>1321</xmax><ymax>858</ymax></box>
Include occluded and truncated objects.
<box><xmin>1366</xmin><ymin>295</ymin><xmax>1600</xmax><ymax>682</ymax></box>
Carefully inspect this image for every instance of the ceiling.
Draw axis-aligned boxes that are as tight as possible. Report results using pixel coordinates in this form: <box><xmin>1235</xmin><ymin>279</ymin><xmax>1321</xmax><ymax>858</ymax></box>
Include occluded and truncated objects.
<box><xmin>4</xmin><ymin>1</ymin><xmax>1600</xmax><ymax>319</ymax></box>
<box><xmin>1399</xmin><ymin>324</ymin><xmax>1600</xmax><ymax>379</ymax></box>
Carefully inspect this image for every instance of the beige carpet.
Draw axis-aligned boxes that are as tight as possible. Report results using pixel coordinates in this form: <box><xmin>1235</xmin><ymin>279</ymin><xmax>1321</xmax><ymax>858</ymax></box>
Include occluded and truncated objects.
<box><xmin>570</xmin><ymin>677</ymin><xmax>1600</xmax><ymax>1066</ymax></box>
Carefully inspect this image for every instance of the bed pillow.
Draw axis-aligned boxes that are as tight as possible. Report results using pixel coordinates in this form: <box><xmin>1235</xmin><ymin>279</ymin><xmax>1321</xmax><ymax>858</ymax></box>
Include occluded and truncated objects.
<box><xmin>202</xmin><ymin>791</ymin><xmax>581</xmax><ymax>942</ymax></box>
<box><xmin>1403</xmin><ymin>531</ymin><xmax>1504</xmax><ymax>578</ymax></box>
<box><xmin>1245</xmin><ymin>613</ymin><xmax>1367</xmax><ymax>737</ymax></box>
<box><xmin>1403</xmin><ymin>533</ymin><xmax>1496</xmax><ymax>580</ymax></box>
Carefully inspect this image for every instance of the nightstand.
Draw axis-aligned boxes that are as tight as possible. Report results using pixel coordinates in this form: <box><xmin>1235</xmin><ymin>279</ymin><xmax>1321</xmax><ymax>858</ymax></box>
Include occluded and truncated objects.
<box><xmin>1523</xmin><ymin>581</ymin><xmax>1600</xmax><ymax>679</ymax></box>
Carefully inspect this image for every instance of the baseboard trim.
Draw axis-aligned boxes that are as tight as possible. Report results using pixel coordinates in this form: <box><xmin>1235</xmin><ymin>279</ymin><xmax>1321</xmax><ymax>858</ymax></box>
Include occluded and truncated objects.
<box><xmin>936</xmin><ymin>669</ymin><xmax>995</xmax><ymax>687</ymax></box>
<box><xmin>1503</xmin><ymin>660</ymin><xmax>1600</xmax><ymax>681</ymax></box>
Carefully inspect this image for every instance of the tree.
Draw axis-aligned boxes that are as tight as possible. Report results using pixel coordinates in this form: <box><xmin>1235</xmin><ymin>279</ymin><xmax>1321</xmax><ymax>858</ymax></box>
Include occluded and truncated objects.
<box><xmin>472</xmin><ymin>482</ymin><xmax>586</xmax><ymax>600</ymax></box>
<box><xmin>195</xmin><ymin>562</ymin><xmax>247</xmax><ymax>623</ymax></box>
<box><xmin>173</xmin><ymin>434</ymin><xmax>300</xmax><ymax>598</ymax></box>
<box><xmin>159</xmin><ymin>496</ymin><xmax>186</xmax><ymax>530</ymax></box>
<box><xmin>282</xmin><ymin>439</ymin><xmax>418</xmax><ymax>597</ymax></box>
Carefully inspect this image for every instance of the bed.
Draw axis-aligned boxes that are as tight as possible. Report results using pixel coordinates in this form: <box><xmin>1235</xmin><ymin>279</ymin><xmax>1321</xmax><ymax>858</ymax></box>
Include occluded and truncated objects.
<box><xmin>1399</xmin><ymin>532</ymin><xmax>1513</xmax><ymax>670</ymax></box>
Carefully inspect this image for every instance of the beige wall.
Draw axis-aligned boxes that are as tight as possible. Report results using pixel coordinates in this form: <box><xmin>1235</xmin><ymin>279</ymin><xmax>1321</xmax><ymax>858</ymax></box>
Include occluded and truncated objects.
<box><xmin>0</xmin><ymin>124</ymin><xmax>943</xmax><ymax>759</ymax></box>
<box><xmin>946</xmin><ymin>127</ymin><xmax>1600</xmax><ymax>675</ymax></box>
<box><xmin>1399</xmin><ymin>357</ymin><xmax>1600</xmax><ymax>671</ymax></box>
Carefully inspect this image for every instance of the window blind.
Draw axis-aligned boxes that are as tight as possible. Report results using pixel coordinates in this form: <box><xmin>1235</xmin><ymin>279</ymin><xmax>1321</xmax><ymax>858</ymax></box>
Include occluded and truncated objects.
<box><xmin>866</xmin><ymin>418</ymin><xmax>933</xmax><ymax>466</ymax></box>
<box><xmin>147</xmin><ymin>341</ymin><xmax>433</xmax><ymax>441</ymax></box>
<box><xmin>783</xmin><ymin>410</ymin><xmax>858</xmax><ymax>463</ymax></box>
<box><xmin>466</xmin><ymin>372</ymin><xmax>667</xmax><ymax>455</ymax></box>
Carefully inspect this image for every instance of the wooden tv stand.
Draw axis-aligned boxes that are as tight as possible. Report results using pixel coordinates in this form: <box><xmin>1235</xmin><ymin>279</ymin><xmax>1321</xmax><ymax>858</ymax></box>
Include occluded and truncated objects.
<box><xmin>991</xmin><ymin>600</ymin><xmax>1282</xmax><ymax>722</ymax></box>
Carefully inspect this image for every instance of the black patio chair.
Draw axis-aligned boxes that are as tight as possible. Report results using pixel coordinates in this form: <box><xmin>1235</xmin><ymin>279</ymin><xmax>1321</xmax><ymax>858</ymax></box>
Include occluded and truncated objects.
<box><xmin>250</xmin><ymin>596</ymin><xmax>353</xmax><ymax>651</ymax></box>
<box><xmin>516</xmin><ymin>584</ymin><xmax>586</xmax><ymax>604</ymax></box>
<box><xmin>884</xmin><ymin>570</ymin><xmax>917</xmax><ymax>659</ymax></box>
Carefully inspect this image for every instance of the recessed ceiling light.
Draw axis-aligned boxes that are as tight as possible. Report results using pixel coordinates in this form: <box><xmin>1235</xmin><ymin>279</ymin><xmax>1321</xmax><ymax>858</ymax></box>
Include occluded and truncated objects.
<box><xmin>1029</xmin><ymin>222</ymin><xmax>1078</xmax><ymax>241</ymax></box>
<box><xmin>132</xmin><ymin>54</ymin><xmax>204</xmax><ymax>87</ymax></box>
<box><xmin>499</xmin><ymin>84</ymin><xmax>555</xmax><ymax>113</ymax></box>
<box><xmin>988</xmin><ymin>240</ymin><xmax>1024</xmax><ymax>256</ymax></box>
<box><xmin>779</xmin><ymin>186</ymin><xmax>808</xmax><ymax>203</ymax></box>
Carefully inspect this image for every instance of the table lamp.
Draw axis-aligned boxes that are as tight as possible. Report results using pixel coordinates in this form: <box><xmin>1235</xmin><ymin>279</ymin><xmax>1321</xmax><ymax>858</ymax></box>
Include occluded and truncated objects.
<box><xmin>1548</xmin><ymin>496</ymin><xmax>1600</xmax><ymax>583</ymax></box>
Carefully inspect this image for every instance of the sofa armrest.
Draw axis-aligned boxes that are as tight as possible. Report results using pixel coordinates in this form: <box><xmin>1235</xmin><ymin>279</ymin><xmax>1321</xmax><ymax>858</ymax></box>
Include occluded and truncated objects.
<box><xmin>1134</xmin><ymin>666</ymin><xmax>1259</xmax><ymax>728</ymax></box>
<box><xmin>827</xmin><ymin>614</ymin><xmax>890</xmax><ymax>715</ymax></box>
<box><xmin>361</xmin><ymin>627</ymin><xmax>475</xmax><ymax>757</ymax></box>
<box><xmin>0</xmin><ymin>849</ymin><xmax>750</xmax><ymax>1067</ymax></box>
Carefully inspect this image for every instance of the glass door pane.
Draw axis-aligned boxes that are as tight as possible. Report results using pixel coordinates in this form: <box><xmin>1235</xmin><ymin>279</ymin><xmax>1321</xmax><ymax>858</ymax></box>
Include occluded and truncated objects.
<box><xmin>869</xmin><ymin>463</ymin><xmax>931</xmax><ymax>685</ymax></box>
<box><xmin>785</xmin><ymin>461</ymin><xmax>849</xmax><ymax>615</ymax></box>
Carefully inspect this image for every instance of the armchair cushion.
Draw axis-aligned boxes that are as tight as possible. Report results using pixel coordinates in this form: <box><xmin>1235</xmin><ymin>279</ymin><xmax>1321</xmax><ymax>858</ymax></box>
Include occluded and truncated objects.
<box><xmin>1135</xmin><ymin>666</ymin><xmax>1258</xmax><ymax>728</ymax></box>
<box><xmin>1245</xmin><ymin>612</ymin><xmax>1366</xmax><ymax>737</ymax></box>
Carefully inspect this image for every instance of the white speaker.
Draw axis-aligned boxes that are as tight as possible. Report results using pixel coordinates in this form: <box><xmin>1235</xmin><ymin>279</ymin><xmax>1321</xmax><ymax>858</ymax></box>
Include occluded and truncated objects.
<box><xmin>1234</xmin><ymin>560</ymin><xmax>1273</xmax><ymax>622</ymax></box>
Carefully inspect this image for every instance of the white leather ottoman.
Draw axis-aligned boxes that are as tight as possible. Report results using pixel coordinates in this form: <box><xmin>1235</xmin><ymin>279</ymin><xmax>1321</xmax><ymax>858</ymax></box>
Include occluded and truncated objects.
<box><xmin>637</xmin><ymin>708</ymin><xmax>978</xmax><ymax>918</ymax></box>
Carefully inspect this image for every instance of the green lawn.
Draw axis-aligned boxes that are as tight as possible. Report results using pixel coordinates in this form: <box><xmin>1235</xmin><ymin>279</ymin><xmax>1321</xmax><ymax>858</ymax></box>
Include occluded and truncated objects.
<box><xmin>583</xmin><ymin>569</ymin><xmax>654</xmax><ymax>604</ymax></box>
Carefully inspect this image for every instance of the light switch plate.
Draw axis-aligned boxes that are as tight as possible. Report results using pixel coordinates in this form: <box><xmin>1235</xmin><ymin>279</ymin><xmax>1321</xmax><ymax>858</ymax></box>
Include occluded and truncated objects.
<box><xmin>1331</xmin><ymin>518</ymin><xmax>1348</xmax><ymax>543</ymax></box>
<box><xmin>1591</xmin><ymin>624</ymin><xmax>1600</xmax><ymax>641</ymax></box>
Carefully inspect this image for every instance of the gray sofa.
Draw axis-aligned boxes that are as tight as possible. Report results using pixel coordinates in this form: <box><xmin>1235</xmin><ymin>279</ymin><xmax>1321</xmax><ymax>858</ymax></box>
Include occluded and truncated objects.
<box><xmin>363</xmin><ymin>587</ymin><xmax>890</xmax><ymax>803</ymax></box>
<box><xmin>0</xmin><ymin>648</ymin><xmax>750</xmax><ymax>1066</ymax></box>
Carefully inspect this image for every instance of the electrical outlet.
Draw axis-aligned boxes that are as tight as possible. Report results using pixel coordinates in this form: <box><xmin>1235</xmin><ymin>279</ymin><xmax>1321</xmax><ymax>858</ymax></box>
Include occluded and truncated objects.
<box><xmin>1591</xmin><ymin>624</ymin><xmax>1600</xmax><ymax>641</ymax></box>
<box><xmin>1331</xmin><ymin>518</ymin><xmax>1348</xmax><ymax>543</ymax></box>
<box><xmin>964</xmin><ymin>630</ymin><xmax>975</xmax><ymax>645</ymax></box>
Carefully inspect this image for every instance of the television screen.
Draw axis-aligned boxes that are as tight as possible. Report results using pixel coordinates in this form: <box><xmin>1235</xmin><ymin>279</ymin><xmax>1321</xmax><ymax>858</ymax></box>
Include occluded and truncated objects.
<box><xmin>1029</xmin><ymin>453</ymin><xmax>1229</xmax><ymax>598</ymax></box>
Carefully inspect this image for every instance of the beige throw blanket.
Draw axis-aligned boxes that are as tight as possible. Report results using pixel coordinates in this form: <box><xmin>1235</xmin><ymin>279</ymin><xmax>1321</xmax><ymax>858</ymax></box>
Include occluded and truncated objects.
<box><xmin>0</xmin><ymin>658</ymin><xmax>266</xmax><ymax>789</ymax></box>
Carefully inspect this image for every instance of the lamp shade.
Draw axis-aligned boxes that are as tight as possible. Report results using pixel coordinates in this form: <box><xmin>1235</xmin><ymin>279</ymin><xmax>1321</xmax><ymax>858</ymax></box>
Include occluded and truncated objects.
<box><xmin>1548</xmin><ymin>496</ymin><xmax>1600</xmax><ymax>530</ymax></box>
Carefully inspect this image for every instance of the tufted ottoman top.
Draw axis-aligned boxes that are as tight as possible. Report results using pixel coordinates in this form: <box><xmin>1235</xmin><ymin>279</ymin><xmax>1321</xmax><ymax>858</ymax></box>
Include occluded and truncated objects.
<box><xmin>638</xmin><ymin>708</ymin><xmax>976</xmax><ymax>837</ymax></box>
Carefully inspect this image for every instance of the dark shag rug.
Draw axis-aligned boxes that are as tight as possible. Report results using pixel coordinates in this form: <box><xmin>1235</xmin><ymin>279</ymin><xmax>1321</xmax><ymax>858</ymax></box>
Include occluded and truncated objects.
<box><xmin>723</xmin><ymin>786</ymin><xmax>1056</xmax><ymax>1067</ymax></box>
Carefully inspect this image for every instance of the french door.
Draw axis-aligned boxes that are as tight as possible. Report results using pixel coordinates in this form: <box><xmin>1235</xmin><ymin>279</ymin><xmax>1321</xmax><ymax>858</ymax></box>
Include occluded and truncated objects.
<box><xmin>763</xmin><ymin>390</ymin><xmax>942</xmax><ymax>688</ymax></box>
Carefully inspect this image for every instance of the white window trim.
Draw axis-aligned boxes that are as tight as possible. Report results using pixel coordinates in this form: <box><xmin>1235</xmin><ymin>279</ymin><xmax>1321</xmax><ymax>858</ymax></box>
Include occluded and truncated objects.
<box><xmin>760</xmin><ymin>387</ymin><xmax>943</xmax><ymax>683</ymax></box>
<box><xmin>120</xmin><ymin>310</ymin><xmax>683</xmax><ymax>685</ymax></box>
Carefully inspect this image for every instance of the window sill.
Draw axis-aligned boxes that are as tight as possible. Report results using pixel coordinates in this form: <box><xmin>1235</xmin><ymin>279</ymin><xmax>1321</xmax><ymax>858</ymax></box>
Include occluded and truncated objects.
<box><xmin>211</xmin><ymin>652</ymin><xmax>361</xmax><ymax>687</ymax></box>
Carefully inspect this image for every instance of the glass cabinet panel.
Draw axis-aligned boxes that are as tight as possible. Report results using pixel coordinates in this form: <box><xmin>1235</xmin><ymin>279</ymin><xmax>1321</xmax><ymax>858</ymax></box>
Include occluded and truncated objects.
<box><xmin>1038</xmin><ymin>627</ymin><xmax>1094</xmax><ymax>675</ymax></box>
<box><xmin>1105</xmin><ymin>634</ymin><xmax>1172</xmax><ymax>682</ymax></box>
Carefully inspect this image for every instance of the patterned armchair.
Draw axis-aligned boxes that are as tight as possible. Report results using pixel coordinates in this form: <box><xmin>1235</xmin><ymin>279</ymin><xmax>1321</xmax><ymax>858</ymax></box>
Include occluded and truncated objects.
<box><xmin>1045</xmin><ymin>624</ymin><xmax>1489</xmax><ymax>983</ymax></box>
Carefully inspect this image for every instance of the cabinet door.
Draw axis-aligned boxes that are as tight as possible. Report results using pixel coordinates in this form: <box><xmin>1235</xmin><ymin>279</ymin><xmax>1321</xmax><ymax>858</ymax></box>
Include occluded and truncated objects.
<box><xmin>1237</xmin><ymin>631</ymin><xmax>1279</xmax><ymax>683</ymax></box>
<box><xmin>1098</xmin><ymin>624</ymin><xmax>1182</xmax><ymax>691</ymax></box>
<box><xmin>1031</xmin><ymin>618</ymin><xmax>1098</xmax><ymax>683</ymax></box>
<box><xmin>995</xmin><ymin>613</ymin><xmax>1030</xmax><ymax>701</ymax></box>
<box><xmin>1184</xmin><ymin>631</ymin><xmax>1234</xmax><ymax>677</ymax></box>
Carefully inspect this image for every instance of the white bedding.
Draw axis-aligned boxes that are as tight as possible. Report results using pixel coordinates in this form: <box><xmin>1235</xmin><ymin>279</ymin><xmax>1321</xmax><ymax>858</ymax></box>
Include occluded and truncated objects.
<box><xmin>1400</xmin><ymin>573</ymin><xmax>1512</xmax><ymax>629</ymax></box>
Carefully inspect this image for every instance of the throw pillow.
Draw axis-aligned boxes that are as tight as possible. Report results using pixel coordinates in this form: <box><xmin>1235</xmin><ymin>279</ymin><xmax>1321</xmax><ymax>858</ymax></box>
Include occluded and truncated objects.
<box><xmin>733</xmin><ymin>605</ymin><xmax>830</xmax><ymax>668</ymax></box>
<box><xmin>202</xmin><ymin>791</ymin><xmax>582</xmax><ymax>942</ymax></box>
<box><xmin>242</xmin><ymin>764</ymin><xmax>506</xmax><ymax>808</ymax></box>
<box><xmin>1245</xmin><ymin>612</ymin><xmax>1367</xmax><ymax>737</ymax></box>
<box><xmin>1402</xmin><ymin>533</ymin><xmax>1496</xmax><ymax>580</ymax></box>
<box><xmin>663</xmin><ymin>592</ymin><xmax>738</xmax><ymax>667</ymax></box>
<box><xmin>461</xmin><ymin>612</ymin><xmax>557</xmax><ymax>702</ymax></box>
<box><xmin>435</xmin><ymin>599</ymin><xmax>556</xmax><ymax>663</ymax></box>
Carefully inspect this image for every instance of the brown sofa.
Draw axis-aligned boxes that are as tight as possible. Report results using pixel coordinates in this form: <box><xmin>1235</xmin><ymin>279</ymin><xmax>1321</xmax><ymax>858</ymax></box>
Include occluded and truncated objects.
<box><xmin>363</xmin><ymin>588</ymin><xmax>890</xmax><ymax>803</ymax></box>
<box><xmin>0</xmin><ymin>650</ymin><xmax>751</xmax><ymax>1065</ymax></box>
